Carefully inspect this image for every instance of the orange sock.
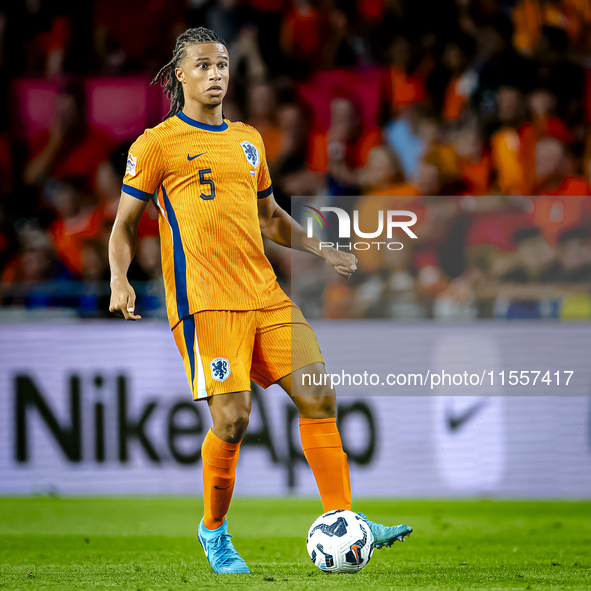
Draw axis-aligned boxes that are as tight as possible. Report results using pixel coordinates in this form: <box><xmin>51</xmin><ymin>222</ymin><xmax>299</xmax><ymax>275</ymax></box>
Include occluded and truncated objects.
<box><xmin>299</xmin><ymin>417</ymin><xmax>352</xmax><ymax>512</ymax></box>
<box><xmin>202</xmin><ymin>428</ymin><xmax>240</xmax><ymax>530</ymax></box>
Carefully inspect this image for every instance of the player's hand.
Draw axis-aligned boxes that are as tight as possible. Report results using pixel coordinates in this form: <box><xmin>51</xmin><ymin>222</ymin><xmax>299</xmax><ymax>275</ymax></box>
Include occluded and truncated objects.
<box><xmin>322</xmin><ymin>247</ymin><xmax>357</xmax><ymax>279</ymax></box>
<box><xmin>109</xmin><ymin>277</ymin><xmax>141</xmax><ymax>320</ymax></box>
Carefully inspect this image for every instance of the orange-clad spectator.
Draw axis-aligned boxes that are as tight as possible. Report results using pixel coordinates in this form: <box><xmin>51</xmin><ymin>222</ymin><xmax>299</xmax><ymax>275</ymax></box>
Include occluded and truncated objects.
<box><xmin>563</xmin><ymin>0</ymin><xmax>591</xmax><ymax>50</ymax></box>
<box><xmin>307</xmin><ymin>97</ymin><xmax>381</xmax><ymax>176</ymax></box>
<box><xmin>443</xmin><ymin>79</ymin><xmax>466</xmax><ymax>122</ymax></box>
<box><xmin>542</xmin><ymin>1</ymin><xmax>581</xmax><ymax>43</ymax></box>
<box><xmin>513</xmin><ymin>0</ymin><xmax>544</xmax><ymax>54</ymax></box>
<box><xmin>384</xmin><ymin>37</ymin><xmax>426</xmax><ymax>115</ymax></box>
<box><xmin>355</xmin><ymin>146</ymin><xmax>421</xmax><ymax>273</ymax></box>
<box><xmin>364</xmin><ymin>181</ymin><xmax>421</xmax><ymax>200</ymax></box>
<box><xmin>353</xmin><ymin>156</ymin><xmax>450</xmax><ymax>276</ymax></box>
<box><xmin>360</xmin><ymin>146</ymin><xmax>408</xmax><ymax>196</ymax></box>
<box><xmin>353</xmin><ymin>193</ymin><xmax>424</xmax><ymax>276</ymax></box>
<box><xmin>533</xmin><ymin>137</ymin><xmax>590</xmax><ymax>196</ymax></box>
<box><xmin>454</xmin><ymin>125</ymin><xmax>491</xmax><ymax>196</ymax></box>
<box><xmin>247</xmin><ymin>83</ymin><xmax>281</xmax><ymax>163</ymax></box>
<box><xmin>513</xmin><ymin>0</ymin><xmax>582</xmax><ymax>54</ymax></box>
<box><xmin>280</xmin><ymin>1</ymin><xmax>327</xmax><ymax>65</ymax></box>
<box><xmin>527</xmin><ymin>87</ymin><xmax>572</xmax><ymax>144</ymax></box>
<box><xmin>441</xmin><ymin>43</ymin><xmax>471</xmax><ymax>122</ymax></box>
<box><xmin>531</xmin><ymin>137</ymin><xmax>591</xmax><ymax>246</ymax></box>
<box><xmin>26</xmin><ymin>126</ymin><xmax>114</xmax><ymax>187</ymax></box>
<box><xmin>490</xmin><ymin>86</ymin><xmax>532</xmax><ymax>195</ymax></box>
<box><xmin>47</xmin><ymin>177</ymin><xmax>104</xmax><ymax>275</ymax></box>
<box><xmin>419</xmin><ymin>117</ymin><xmax>459</xmax><ymax>188</ymax></box>
<box><xmin>23</xmin><ymin>89</ymin><xmax>115</xmax><ymax>188</ymax></box>
<box><xmin>563</xmin><ymin>0</ymin><xmax>591</xmax><ymax>21</ymax></box>
<box><xmin>502</xmin><ymin>88</ymin><xmax>574</xmax><ymax>197</ymax></box>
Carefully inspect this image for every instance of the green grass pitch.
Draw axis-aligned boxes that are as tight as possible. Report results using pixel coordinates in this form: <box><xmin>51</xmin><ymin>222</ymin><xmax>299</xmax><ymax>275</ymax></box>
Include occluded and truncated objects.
<box><xmin>0</xmin><ymin>498</ymin><xmax>590</xmax><ymax>590</ymax></box>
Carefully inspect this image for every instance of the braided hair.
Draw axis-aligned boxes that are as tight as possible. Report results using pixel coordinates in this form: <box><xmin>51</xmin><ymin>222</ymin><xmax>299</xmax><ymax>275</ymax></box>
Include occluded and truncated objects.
<box><xmin>151</xmin><ymin>27</ymin><xmax>227</xmax><ymax>121</ymax></box>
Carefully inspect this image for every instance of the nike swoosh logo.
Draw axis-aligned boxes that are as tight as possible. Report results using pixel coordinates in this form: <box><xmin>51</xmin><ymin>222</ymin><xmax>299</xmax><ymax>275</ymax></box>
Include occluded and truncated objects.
<box><xmin>188</xmin><ymin>152</ymin><xmax>206</xmax><ymax>161</ymax></box>
<box><xmin>214</xmin><ymin>485</ymin><xmax>232</xmax><ymax>490</ymax></box>
<box><xmin>446</xmin><ymin>398</ymin><xmax>489</xmax><ymax>431</ymax></box>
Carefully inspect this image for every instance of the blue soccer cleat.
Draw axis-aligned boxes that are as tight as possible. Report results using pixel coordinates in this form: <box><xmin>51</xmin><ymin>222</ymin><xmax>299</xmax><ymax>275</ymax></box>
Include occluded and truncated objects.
<box><xmin>198</xmin><ymin>519</ymin><xmax>251</xmax><ymax>574</ymax></box>
<box><xmin>358</xmin><ymin>513</ymin><xmax>413</xmax><ymax>549</ymax></box>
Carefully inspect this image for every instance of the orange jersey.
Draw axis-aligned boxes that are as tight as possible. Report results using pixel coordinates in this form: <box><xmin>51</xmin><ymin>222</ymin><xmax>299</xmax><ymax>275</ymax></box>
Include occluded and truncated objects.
<box><xmin>122</xmin><ymin>111</ymin><xmax>286</xmax><ymax>328</ymax></box>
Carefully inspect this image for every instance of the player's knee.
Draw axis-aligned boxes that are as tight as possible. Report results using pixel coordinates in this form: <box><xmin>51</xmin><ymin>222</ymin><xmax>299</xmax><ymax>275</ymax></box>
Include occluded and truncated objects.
<box><xmin>299</xmin><ymin>390</ymin><xmax>336</xmax><ymax>419</ymax></box>
<box><xmin>314</xmin><ymin>393</ymin><xmax>337</xmax><ymax>418</ymax></box>
<box><xmin>218</xmin><ymin>411</ymin><xmax>250</xmax><ymax>443</ymax></box>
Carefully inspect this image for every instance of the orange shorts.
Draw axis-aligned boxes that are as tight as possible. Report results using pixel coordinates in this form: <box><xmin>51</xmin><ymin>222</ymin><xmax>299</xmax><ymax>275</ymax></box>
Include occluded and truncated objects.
<box><xmin>172</xmin><ymin>299</ymin><xmax>324</xmax><ymax>399</ymax></box>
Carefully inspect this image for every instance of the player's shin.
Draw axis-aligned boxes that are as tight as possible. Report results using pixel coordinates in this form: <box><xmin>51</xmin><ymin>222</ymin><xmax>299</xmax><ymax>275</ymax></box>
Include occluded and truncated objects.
<box><xmin>201</xmin><ymin>428</ymin><xmax>240</xmax><ymax>530</ymax></box>
<box><xmin>299</xmin><ymin>417</ymin><xmax>352</xmax><ymax>512</ymax></box>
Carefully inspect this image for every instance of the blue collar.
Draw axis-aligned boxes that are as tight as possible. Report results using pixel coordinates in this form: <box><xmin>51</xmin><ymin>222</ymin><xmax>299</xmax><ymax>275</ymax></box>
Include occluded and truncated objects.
<box><xmin>177</xmin><ymin>111</ymin><xmax>228</xmax><ymax>131</ymax></box>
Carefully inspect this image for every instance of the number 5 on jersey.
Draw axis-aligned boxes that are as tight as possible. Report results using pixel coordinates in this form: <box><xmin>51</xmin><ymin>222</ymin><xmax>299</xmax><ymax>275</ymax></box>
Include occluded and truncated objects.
<box><xmin>199</xmin><ymin>168</ymin><xmax>215</xmax><ymax>200</ymax></box>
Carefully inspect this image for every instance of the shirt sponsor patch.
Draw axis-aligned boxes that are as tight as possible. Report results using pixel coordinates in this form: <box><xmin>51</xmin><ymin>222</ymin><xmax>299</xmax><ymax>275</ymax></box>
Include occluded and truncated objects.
<box><xmin>126</xmin><ymin>153</ymin><xmax>137</xmax><ymax>176</ymax></box>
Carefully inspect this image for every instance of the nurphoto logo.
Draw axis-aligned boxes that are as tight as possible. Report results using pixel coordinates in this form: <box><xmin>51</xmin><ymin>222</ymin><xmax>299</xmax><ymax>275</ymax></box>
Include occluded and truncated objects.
<box><xmin>303</xmin><ymin>204</ymin><xmax>418</xmax><ymax>251</ymax></box>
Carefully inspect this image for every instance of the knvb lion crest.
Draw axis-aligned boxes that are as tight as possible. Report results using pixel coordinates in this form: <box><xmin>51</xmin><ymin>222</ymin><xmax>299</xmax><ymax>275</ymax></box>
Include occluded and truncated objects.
<box><xmin>210</xmin><ymin>357</ymin><xmax>231</xmax><ymax>382</ymax></box>
<box><xmin>240</xmin><ymin>140</ymin><xmax>260</xmax><ymax>168</ymax></box>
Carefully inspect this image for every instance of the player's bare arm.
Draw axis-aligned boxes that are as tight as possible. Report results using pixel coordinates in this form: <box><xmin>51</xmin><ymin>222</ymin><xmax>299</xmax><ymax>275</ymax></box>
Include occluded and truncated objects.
<box><xmin>258</xmin><ymin>193</ymin><xmax>357</xmax><ymax>279</ymax></box>
<box><xmin>108</xmin><ymin>192</ymin><xmax>148</xmax><ymax>320</ymax></box>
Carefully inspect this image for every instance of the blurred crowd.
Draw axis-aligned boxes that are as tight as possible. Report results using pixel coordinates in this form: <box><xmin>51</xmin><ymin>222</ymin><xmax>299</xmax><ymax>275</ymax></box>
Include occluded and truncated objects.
<box><xmin>2</xmin><ymin>0</ymin><xmax>591</xmax><ymax>319</ymax></box>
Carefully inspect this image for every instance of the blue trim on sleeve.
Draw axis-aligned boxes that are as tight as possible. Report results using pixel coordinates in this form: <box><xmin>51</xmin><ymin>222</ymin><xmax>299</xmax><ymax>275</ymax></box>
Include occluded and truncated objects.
<box><xmin>161</xmin><ymin>184</ymin><xmax>190</xmax><ymax>320</ymax></box>
<box><xmin>122</xmin><ymin>184</ymin><xmax>153</xmax><ymax>201</ymax></box>
<box><xmin>257</xmin><ymin>185</ymin><xmax>273</xmax><ymax>199</ymax></box>
<box><xmin>177</xmin><ymin>111</ymin><xmax>228</xmax><ymax>132</ymax></box>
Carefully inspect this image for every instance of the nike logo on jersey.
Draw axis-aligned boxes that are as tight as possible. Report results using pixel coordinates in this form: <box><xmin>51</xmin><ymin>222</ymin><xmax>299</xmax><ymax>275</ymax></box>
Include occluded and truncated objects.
<box><xmin>188</xmin><ymin>152</ymin><xmax>206</xmax><ymax>161</ymax></box>
<box><xmin>214</xmin><ymin>485</ymin><xmax>232</xmax><ymax>490</ymax></box>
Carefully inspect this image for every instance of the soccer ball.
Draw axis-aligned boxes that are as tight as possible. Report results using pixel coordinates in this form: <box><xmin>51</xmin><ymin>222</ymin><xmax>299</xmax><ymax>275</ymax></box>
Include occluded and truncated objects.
<box><xmin>306</xmin><ymin>509</ymin><xmax>374</xmax><ymax>573</ymax></box>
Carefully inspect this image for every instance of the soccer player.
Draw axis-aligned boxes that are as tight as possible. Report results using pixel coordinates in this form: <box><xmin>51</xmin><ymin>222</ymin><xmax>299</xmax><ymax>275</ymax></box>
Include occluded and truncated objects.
<box><xmin>109</xmin><ymin>27</ymin><xmax>412</xmax><ymax>574</ymax></box>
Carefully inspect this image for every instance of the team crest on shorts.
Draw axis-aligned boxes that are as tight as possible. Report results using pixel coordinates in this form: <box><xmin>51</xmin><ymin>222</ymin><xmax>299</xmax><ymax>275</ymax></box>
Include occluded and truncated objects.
<box><xmin>210</xmin><ymin>357</ymin><xmax>231</xmax><ymax>382</ymax></box>
<box><xmin>240</xmin><ymin>140</ymin><xmax>260</xmax><ymax>168</ymax></box>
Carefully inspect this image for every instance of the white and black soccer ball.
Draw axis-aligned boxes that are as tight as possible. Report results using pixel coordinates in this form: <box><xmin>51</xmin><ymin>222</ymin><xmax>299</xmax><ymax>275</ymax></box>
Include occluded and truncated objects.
<box><xmin>306</xmin><ymin>509</ymin><xmax>375</xmax><ymax>573</ymax></box>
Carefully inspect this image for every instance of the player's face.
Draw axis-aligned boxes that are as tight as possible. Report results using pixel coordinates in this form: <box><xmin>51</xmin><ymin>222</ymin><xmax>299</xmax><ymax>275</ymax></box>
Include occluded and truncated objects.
<box><xmin>176</xmin><ymin>43</ymin><xmax>229</xmax><ymax>108</ymax></box>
